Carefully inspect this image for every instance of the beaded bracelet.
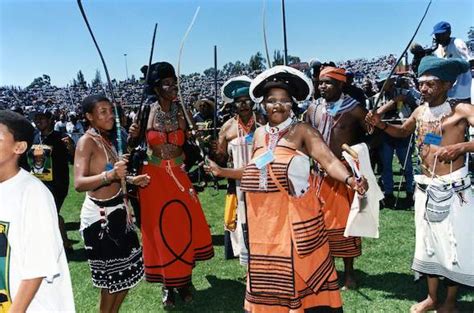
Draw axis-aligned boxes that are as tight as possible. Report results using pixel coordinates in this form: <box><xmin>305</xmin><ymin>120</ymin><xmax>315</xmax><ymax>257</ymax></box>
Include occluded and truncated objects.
<box><xmin>101</xmin><ymin>171</ymin><xmax>110</xmax><ymax>185</ymax></box>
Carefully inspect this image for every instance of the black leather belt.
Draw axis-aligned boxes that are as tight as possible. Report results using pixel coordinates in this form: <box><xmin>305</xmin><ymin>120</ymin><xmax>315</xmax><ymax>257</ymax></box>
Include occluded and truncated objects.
<box><xmin>90</xmin><ymin>193</ymin><xmax>124</xmax><ymax>207</ymax></box>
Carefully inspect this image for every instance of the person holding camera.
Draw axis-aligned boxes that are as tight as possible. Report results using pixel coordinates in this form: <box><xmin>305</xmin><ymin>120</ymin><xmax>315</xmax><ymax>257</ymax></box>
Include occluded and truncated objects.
<box><xmin>370</xmin><ymin>71</ymin><xmax>420</xmax><ymax>209</ymax></box>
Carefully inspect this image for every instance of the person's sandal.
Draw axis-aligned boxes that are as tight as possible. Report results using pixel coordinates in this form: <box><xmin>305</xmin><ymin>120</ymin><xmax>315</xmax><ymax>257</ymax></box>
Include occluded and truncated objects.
<box><xmin>162</xmin><ymin>287</ymin><xmax>175</xmax><ymax>309</ymax></box>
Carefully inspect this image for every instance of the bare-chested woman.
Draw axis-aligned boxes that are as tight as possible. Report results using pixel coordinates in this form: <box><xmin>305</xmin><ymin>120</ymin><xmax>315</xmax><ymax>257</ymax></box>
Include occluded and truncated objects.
<box><xmin>366</xmin><ymin>56</ymin><xmax>474</xmax><ymax>313</ymax></box>
<box><xmin>128</xmin><ymin>62</ymin><xmax>213</xmax><ymax>309</ymax></box>
<box><xmin>74</xmin><ymin>94</ymin><xmax>150</xmax><ymax>313</ymax></box>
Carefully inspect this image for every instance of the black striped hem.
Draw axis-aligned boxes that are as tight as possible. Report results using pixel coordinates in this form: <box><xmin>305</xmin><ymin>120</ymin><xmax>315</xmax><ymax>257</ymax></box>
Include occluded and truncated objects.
<box><xmin>326</xmin><ymin>228</ymin><xmax>361</xmax><ymax>258</ymax></box>
<box><xmin>297</xmin><ymin>278</ymin><xmax>339</xmax><ymax>299</ymax></box>
<box><xmin>245</xmin><ymin>290</ymin><xmax>342</xmax><ymax>311</ymax></box>
<box><xmin>245</xmin><ymin>306</ymin><xmax>342</xmax><ymax>313</ymax></box>
<box><xmin>246</xmin><ymin>256</ymin><xmax>341</xmax><ymax>310</ymax></box>
<box><xmin>145</xmin><ymin>273</ymin><xmax>192</xmax><ymax>287</ymax></box>
<box><xmin>194</xmin><ymin>243</ymin><xmax>214</xmax><ymax>261</ymax></box>
<box><xmin>249</xmin><ymin>254</ymin><xmax>294</xmax><ymax>296</ymax></box>
<box><xmin>319</xmin><ymin>278</ymin><xmax>340</xmax><ymax>292</ymax></box>
<box><xmin>306</xmin><ymin>254</ymin><xmax>335</xmax><ymax>291</ymax></box>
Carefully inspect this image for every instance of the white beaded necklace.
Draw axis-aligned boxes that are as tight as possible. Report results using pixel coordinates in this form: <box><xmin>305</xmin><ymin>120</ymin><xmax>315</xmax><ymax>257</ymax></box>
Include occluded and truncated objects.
<box><xmin>421</xmin><ymin>101</ymin><xmax>451</xmax><ymax>122</ymax></box>
<box><xmin>259</xmin><ymin>117</ymin><xmax>294</xmax><ymax>190</ymax></box>
<box><xmin>264</xmin><ymin>117</ymin><xmax>294</xmax><ymax>150</ymax></box>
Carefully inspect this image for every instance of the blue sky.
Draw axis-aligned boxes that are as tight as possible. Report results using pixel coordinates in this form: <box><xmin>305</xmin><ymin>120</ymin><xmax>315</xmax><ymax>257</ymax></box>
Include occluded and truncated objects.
<box><xmin>0</xmin><ymin>0</ymin><xmax>472</xmax><ymax>87</ymax></box>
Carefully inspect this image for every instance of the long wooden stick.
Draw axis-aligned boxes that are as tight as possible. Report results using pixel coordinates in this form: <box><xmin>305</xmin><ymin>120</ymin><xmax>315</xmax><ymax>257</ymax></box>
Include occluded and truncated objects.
<box><xmin>77</xmin><ymin>0</ymin><xmax>132</xmax><ymax>222</ymax></box>
<box><xmin>262</xmin><ymin>0</ymin><xmax>272</xmax><ymax>67</ymax></box>
<box><xmin>368</xmin><ymin>0</ymin><xmax>432</xmax><ymax>133</ymax></box>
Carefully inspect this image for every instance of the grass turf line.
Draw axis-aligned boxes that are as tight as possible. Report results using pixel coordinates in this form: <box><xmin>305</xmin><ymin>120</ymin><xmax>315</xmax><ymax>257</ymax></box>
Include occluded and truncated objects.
<box><xmin>62</xmin><ymin>166</ymin><xmax>473</xmax><ymax>312</ymax></box>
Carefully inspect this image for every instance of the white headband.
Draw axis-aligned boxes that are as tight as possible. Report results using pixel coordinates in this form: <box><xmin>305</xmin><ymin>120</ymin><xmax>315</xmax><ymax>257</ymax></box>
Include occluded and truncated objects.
<box><xmin>418</xmin><ymin>75</ymin><xmax>440</xmax><ymax>82</ymax></box>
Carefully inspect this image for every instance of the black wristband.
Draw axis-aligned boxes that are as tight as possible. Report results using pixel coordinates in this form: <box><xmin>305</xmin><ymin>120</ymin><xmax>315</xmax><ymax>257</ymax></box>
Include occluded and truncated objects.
<box><xmin>344</xmin><ymin>175</ymin><xmax>353</xmax><ymax>186</ymax></box>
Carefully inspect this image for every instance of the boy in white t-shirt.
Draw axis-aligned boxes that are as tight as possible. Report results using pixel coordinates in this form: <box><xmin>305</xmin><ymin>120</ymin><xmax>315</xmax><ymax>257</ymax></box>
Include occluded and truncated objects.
<box><xmin>0</xmin><ymin>110</ymin><xmax>75</xmax><ymax>312</ymax></box>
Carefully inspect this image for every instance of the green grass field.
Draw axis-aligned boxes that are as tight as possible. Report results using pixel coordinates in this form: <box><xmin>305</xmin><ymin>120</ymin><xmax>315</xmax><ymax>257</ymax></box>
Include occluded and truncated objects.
<box><xmin>62</xmin><ymin>167</ymin><xmax>473</xmax><ymax>312</ymax></box>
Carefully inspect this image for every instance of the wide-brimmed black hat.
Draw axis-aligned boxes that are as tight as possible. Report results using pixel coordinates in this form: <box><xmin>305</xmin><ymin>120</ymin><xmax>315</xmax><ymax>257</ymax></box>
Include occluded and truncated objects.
<box><xmin>250</xmin><ymin>65</ymin><xmax>313</xmax><ymax>103</ymax></box>
<box><xmin>141</xmin><ymin>62</ymin><xmax>177</xmax><ymax>86</ymax></box>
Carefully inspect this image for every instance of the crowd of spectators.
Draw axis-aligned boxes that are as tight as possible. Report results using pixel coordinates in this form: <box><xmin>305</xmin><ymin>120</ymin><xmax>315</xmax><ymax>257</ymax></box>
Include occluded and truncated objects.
<box><xmin>0</xmin><ymin>54</ymin><xmax>396</xmax><ymax>118</ymax></box>
<box><xmin>336</xmin><ymin>54</ymin><xmax>397</xmax><ymax>83</ymax></box>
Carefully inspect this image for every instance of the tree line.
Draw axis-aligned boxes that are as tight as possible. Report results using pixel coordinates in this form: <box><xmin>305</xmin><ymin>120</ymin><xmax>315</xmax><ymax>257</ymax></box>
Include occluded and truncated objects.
<box><xmin>203</xmin><ymin>50</ymin><xmax>301</xmax><ymax>77</ymax></box>
<box><xmin>26</xmin><ymin>49</ymin><xmax>302</xmax><ymax>89</ymax></box>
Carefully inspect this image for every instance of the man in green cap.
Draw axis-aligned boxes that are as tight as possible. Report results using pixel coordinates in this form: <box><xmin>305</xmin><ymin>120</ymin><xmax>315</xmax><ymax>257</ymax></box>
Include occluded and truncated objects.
<box><xmin>366</xmin><ymin>56</ymin><xmax>474</xmax><ymax>313</ymax></box>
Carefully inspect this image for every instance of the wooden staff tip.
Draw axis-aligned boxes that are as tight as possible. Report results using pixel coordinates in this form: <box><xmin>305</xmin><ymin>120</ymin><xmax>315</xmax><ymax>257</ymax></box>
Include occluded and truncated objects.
<box><xmin>341</xmin><ymin>144</ymin><xmax>358</xmax><ymax>159</ymax></box>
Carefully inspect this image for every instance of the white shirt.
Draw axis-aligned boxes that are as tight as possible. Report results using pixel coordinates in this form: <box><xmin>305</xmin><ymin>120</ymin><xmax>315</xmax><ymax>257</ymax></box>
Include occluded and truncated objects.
<box><xmin>65</xmin><ymin>122</ymin><xmax>84</xmax><ymax>145</ymax></box>
<box><xmin>54</xmin><ymin>121</ymin><xmax>67</xmax><ymax>134</ymax></box>
<box><xmin>0</xmin><ymin>169</ymin><xmax>75</xmax><ymax>312</ymax></box>
<box><xmin>287</xmin><ymin>154</ymin><xmax>310</xmax><ymax>197</ymax></box>
<box><xmin>434</xmin><ymin>37</ymin><xmax>472</xmax><ymax>100</ymax></box>
<box><xmin>129</xmin><ymin>111</ymin><xmax>136</xmax><ymax>122</ymax></box>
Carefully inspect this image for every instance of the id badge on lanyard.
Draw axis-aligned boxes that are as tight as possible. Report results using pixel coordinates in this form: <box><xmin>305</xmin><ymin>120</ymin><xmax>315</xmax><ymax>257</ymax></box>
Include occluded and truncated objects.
<box><xmin>245</xmin><ymin>133</ymin><xmax>254</xmax><ymax>144</ymax></box>
<box><xmin>254</xmin><ymin>150</ymin><xmax>275</xmax><ymax>169</ymax></box>
<box><xmin>423</xmin><ymin>133</ymin><xmax>442</xmax><ymax>146</ymax></box>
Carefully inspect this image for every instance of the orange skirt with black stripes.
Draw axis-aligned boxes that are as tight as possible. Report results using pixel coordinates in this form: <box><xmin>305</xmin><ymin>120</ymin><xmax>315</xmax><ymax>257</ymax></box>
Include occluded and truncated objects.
<box><xmin>242</xmin><ymin>146</ymin><xmax>342</xmax><ymax>313</ymax></box>
<box><xmin>319</xmin><ymin>175</ymin><xmax>361</xmax><ymax>258</ymax></box>
<box><xmin>138</xmin><ymin>157</ymin><xmax>213</xmax><ymax>287</ymax></box>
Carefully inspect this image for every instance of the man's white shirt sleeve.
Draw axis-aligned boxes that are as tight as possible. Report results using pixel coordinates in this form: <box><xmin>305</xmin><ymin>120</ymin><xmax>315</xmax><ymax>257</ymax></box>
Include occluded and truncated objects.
<box><xmin>20</xmin><ymin>181</ymin><xmax>63</xmax><ymax>282</ymax></box>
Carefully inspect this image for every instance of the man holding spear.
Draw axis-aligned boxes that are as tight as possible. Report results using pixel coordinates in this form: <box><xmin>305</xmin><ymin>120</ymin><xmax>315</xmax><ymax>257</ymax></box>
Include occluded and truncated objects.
<box><xmin>366</xmin><ymin>56</ymin><xmax>474</xmax><ymax>313</ymax></box>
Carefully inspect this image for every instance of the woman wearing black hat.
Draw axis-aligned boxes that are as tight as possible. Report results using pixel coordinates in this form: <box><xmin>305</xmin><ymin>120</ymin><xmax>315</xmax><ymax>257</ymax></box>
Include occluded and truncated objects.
<box><xmin>128</xmin><ymin>62</ymin><xmax>213</xmax><ymax>308</ymax></box>
<box><xmin>206</xmin><ymin>66</ymin><xmax>368</xmax><ymax>312</ymax></box>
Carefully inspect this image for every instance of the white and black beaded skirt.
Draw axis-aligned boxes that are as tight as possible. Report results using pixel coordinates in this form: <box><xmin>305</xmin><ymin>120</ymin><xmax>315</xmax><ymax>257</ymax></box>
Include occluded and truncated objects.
<box><xmin>83</xmin><ymin>207</ymin><xmax>144</xmax><ymax>293</ymax></box>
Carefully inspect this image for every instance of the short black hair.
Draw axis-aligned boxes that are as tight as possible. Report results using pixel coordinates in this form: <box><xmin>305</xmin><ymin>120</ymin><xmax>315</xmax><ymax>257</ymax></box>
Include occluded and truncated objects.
<box><xmin>0</xmin><ymin>110</ymin><xmax>35</xmax><ymax>152</ymax></box>
<box><xmin>81</xmin><ymin>94</ymin><xmax>110</xmax><ymax>115</ymax></box>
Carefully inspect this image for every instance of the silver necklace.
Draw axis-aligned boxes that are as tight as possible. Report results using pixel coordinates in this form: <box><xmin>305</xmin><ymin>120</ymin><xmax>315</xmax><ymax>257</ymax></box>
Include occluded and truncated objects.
<box><xmin>154</xmin><ymin>102</ymin><xmax>179</xmax><ymax>131</ymax></box>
